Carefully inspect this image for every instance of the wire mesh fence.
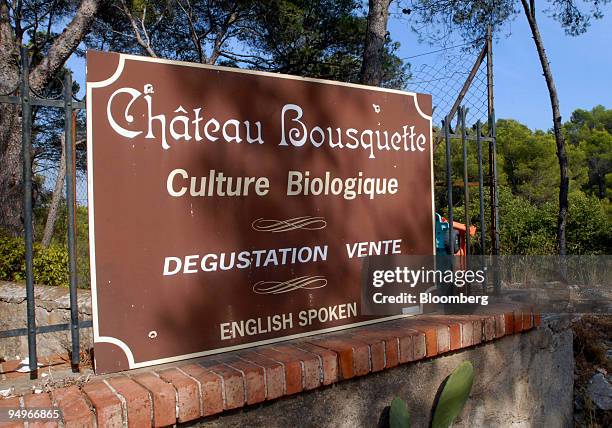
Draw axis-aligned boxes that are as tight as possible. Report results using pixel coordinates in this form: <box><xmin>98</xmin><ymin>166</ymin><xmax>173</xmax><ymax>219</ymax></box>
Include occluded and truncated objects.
<box><xmin>26</xmin><ymin>103</ymin><xmax>90</xmax><ymax>292</ymax></box>
<box><xmin>34</xmin><ymin>153</ymin><xmax>88</xmax><ymax>205</ymax></box>
<box><xmin>406</xmin><ymin>40</ymin><xmax>490</xmax><ymax>128</ymax></box>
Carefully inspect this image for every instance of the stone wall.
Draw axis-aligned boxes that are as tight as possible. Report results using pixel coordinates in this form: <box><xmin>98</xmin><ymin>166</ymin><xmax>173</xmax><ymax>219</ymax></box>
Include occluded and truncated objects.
<box><xmin>198</xmin><ymin>316</ymin><xmax>573</xmax><ymax>427</ymax></box>
<box><xmin>0</xmin><ymin>281</ymin><xmax>574</xmax><ymax>427</ymax></box>
<box><xmin>0</xmin><ymin>281</ymin><xmax>93</xmax><ymax>360</ymax></box>
<box><xmin>0</xmin><ymin>294</ymin><xmax>572</xmax><ymax>427</ymax></box>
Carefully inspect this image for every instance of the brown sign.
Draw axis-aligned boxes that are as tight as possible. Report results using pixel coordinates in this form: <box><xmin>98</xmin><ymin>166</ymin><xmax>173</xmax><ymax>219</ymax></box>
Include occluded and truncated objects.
<box><xmin>86</xmin><ymin>51</ymin><xmax>434</xmax><ymax>374</ymax></box>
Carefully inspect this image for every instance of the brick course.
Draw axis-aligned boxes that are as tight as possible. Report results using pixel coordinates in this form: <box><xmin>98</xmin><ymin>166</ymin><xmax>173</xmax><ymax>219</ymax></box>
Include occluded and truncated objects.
<box><xmin>82</xmin><ymin>381</ymin><xmax>123</xmax><ymax>428</ymax></box>
<box><xmin>0</xmin><ymin>311</ymin><xmax>538</xmax><ymax>427</ymax></box>
<box><xmin>51</xmin><ymin>385</ymin><xmax>95</xmax><ymax>428</ymax></box>
<box><xmin>106</xmin><ymin>376</ymin><xmax>152</xmax><ymax>427</ymax></box>
<box><xmin>131</xmin><ymin>372</ymin><xmax>176</xmax><ymax>427</ymax></box>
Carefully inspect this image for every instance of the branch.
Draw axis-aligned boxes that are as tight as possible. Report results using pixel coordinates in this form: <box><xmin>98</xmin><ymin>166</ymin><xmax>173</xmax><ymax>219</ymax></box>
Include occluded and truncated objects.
<box><xmin>13</xmin><ymin>0</ymin><xmax>22</xmax><ymax>43</ymax></box>
<box><xmin>118</xmin><ymin>0</ymin><xmax>157</xmax><ymax>57</ymax></box>
<box><xmin>45</xmin><ymin>0</ymin><xmax>55</xmax><ymax>39</ymax></box>
<box><xmin>208</xmin><ymin>9</ymin><xmax>238</xmax><ymax>65</ymax></box>
<box><xmin>177</xmin><ymin>0</ymin><xmax>204</xmax><ymax>63</ymax></box>
<box><xmin>29</xmin><ymin>0</ymin><xmax>100</xmax><ymax>93</ymax></box>
<box><xmin>522</xmin><ymin>0</ymin><xmax>537</xmax><ymax>27</ymax></box>
<box><xmin>218</xmin><ymin>50</ymin><xmax>274</xmax><ymax>69</ymax></box>
<box><xmin>140</xmin><ymin>6</ymin><xmax>153</xmax><ymax>50</ymax></box>
<box><xmin>29</xmin><ymin>0</ymin><xmax>62</xmax><ymax>60</ymax></box>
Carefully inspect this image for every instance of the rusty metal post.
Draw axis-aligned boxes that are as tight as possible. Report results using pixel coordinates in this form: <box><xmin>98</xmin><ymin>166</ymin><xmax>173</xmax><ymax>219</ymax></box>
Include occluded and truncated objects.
<box><xmin>21</xmin><ymin>46</ymin><xmax>38</xmax><ymax>379</ymax></box>
<box><xmin>461</xmin><ymin>107</ymin><xmax>470</xmax><ymax>262</ymax></box>
<box><xmin>487</xmin><ymin>26</ymin><xmax>500</xmax><ymax>257</ymax></box>
<box><xmin>444</xmin><ymin>116</ymin><xmax>454</xmax><ymax>254</ymax></box>
<box><xmin>64</xmin><ymin>73</ymin><xmax>80</xmax><ymax>371</ymax></box>
<box><xmin>486</xmin><ymin>26</ymin><xmax>500</xmax><ymax>294</ymax></box>
<box><xmin>447</xmin><ymin>45</ymin><xmax>487</xmax><ymax>126</ymax></box>
<box><xmin>476</xmin><ymin>121</ymin><xmax>486</xmax><ymax>254</ymax></box>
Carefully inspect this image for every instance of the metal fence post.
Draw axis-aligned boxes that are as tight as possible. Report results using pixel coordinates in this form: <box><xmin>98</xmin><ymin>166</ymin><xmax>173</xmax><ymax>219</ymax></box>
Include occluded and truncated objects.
<box><xmin>444</xmin><ymin>115</ymin><xmax>453</xmax><ymax>252</ymax></box>
<box><xmin>461</xmin><ymin>107</ymin><xmax>470</xmax><ymax>262</ymax></box>
<box><xmin>486</xmin><ymin>26</ymin><xmax>500</xmax><ymax>256</ymax></box>
<box><xmin>64</xmin><ymin>73</ymin><xmax>80</xmax><ymax>371</ymax></box>
<box><xmin>476</xmin><ymin>121</ymin><xmax>486</xmax><ymax>253</ymax></box>
<box><xmin>486</xmin><ymin>26</ymin><xmax>501</xmax><ymax>294</ymax></box>
<box><xmin>21</xmin><ymin>46</ymin><xmax>38</xmax><ymax>379</ymax></box>
<box><xmin>490</xmin><ymin>110</ymin><xmax>501</xmax><ymax>294</ymax></box>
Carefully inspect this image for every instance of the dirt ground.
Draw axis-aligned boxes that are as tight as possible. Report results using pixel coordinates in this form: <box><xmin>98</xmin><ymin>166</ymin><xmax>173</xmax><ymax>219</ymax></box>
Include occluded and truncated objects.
<box><xmin>572</xmin><ymin>315</ymin><xmax>612</xmax><ymax>427</ymax></box>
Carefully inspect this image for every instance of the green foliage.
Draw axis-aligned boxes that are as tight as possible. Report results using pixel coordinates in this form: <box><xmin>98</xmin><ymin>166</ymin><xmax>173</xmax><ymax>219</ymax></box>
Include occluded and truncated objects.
<box><xmin>565</xmin><ymin>105</ymin><xmax>612</xmax><ymax>144</ymax></box>
<box><xmin>0</xmin><ymin>232</ymin><xmax>26</xmax><ymax>281</ymax></box>
<box><xmin>431</xmin><ymin>361</ymin><xmax>475</xmax><ymax>428</ymax></box>
<box><xmin>566</xmin><ymin>192</ymin><xmax>612</xmax><ymax>254</ymax></box>
<box><xmin>410</xmin><ymin>0</ymin><xmax>610</xmax><ymax>42</ymax></box>
<box><xmin>33</xmin><ymin>203</ymin><xmax>91</xmax><ymax>288</ymax></box>
<box><xmin>497</xmin><ymin>120</ymin><xmax>559</xmax><ymax>204</ymax></box>
<box><xmin>1</xmin><ymin>199</ymin><xmax>91</xmax><ymax>288</ymax></box>
<box><xmin>389</xmin><ymin>397</ymin><xmax>411</xmax><ymax>428</ymax></box>
<box><xmin>88</xmin><ymin>0</ymin><xmax>410</xmax><ymax>89</ymax></box>
<box><xmin>498</xmin><ymin>187</ymin><xmax>557</xmax><ymax>255</ymax></box>
<box><xmin>564</xmin><ymin>106</ymin><xmax>612</xmax><ymax>199</ymax></box>
<box><xmin>493</xmin><ymin>188</ymin><xmax>610</xmax><ymax>255</ymax></box>
<box><xmin>0</xmin><ymin>232</ymin><xmax>69</xmax><ymax>287</ymax></box>
<box><xmin>434</xmin><ymin>106</ymin><xmax>612</xmax><ymax>255</ymax></box>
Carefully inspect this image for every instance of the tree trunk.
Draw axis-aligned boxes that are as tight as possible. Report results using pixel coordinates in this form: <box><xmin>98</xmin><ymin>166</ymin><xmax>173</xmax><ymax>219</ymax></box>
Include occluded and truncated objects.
<box><xmin>0</xmin><ymin>0</ymin><xmax>100</xmax><ymax>236</ymax></box>
<box><xmin>520</xmin><ymin>0</ymin><xmax>568</xmax><ymax>256</ymax></box>
<box><xmin>0</xmin><ymin>109</ymin><xmax>24</xmax><ymax>236</ymax></box>
<box><xmin>0</xmin><ymin>1</ymin><xmax>22</xmax><ymax>235</ymax></box>
<box><xmin>41</xmin><ymin>135</ymin><xmax>67</xmax><ymax>247</ymax></box>
<box><xmin>360</xmin><ymin>0</ymin><xmax>392</xmax><ymax>86</ymax></box>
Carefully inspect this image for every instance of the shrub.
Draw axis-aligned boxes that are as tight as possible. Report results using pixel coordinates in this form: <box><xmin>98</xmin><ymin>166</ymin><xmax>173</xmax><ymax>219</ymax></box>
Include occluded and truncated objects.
<box><xmin>0</xmin><ymin>233</ymin><xmax>69</xmax><ymax>287</ymax></box>
<box><xmin>566</xmin><ymin>191</ymin><xmax>612</xmax><ymax>254</ymax></box>
<box><xmin>0</xmin><ymin>233</ymin><xmax>26</xmax><ymax>281</ymax></box>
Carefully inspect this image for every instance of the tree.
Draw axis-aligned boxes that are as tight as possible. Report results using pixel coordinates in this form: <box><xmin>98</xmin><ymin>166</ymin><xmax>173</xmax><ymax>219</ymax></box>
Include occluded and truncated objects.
<box><xmin>408</xmin><ymin>0</ymin><xmax>610</xmax><ymax>255</ymax></box>
<box><xmin>360</xmin><ymin>0</ymin><xmax>392</xmax><ymax>85</ymax></box>
<box><xmin>0</xmin><ymin>0</ymin><xmax>100</xmax><ymax>236</ymax></box>
<box><xmin>88</xmin><ymin>0</ymin><xmax>248</xmax><ymax>63</ymax></box>
<box><xmin>565</xmin><ymin>105</ymin><xmax>612</xmax><ymax>144</ymax></box>
<box><xmin>496</xmin><ymin>119</ymin><xmax>559</xmax><ymax>204</ymax></box>
<box><xmin>87</xmin><ymin>0</ymin><xmax>410</xmax><ymax>87</ymax></box>
<box><xmin>518</xmin><ymin>0</ymin><xmax>569</xmax><ymax>256</ymax></box>
<box><xmin>40</xmin><ymin>134</ymin><xmax>66</xmax><ymax>248</ymax></box>
<box><xmin>578</xmin><ymin>130</ymin><xmax>612</xmax><ymax>199</ymax></box>
<box><xmin>564</xmin><ymin>106</ymin><xmax>612</xmax><ymax>199</ymax></box>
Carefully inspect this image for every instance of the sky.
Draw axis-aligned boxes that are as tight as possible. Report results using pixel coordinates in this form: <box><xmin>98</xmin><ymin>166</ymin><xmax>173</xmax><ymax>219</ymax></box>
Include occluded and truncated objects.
<box><xmin>388</xmin><ymin>4</ymin><xmax>612</xmax><ymax>131</ymax></box>
<box><xmin>66</xmin><ymin>3</ymin><xmax>612</xmax><ymax>132</ymax></box>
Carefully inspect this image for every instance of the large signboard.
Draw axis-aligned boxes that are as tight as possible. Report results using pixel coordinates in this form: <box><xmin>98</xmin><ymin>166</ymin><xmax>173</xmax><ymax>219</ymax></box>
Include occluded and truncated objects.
<box><xmin>87</xmin><ymin>51</ymin><xmax>434</xmax><ymax>374</ymax></box>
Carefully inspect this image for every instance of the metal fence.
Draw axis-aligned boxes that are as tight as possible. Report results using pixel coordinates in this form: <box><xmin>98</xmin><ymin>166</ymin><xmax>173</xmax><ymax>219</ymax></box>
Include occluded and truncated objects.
<box><xmin>0</xmin><ymin>46</ymin><xmax>89</xmax><ymax>377</ymax></box>
<box><xmin>406</xmin><ymin>29</ymin><xmax>500</xmax><ymax>260</ymax></box>
<box><xmin>0</xmin><ymin>31</ymin><xmax>499</xmax><ymax>378</ymax></box>
<box><xmin>408</xmin><ymin>39</ymin><xmax>490</xmax><ymax>127</ymax></box>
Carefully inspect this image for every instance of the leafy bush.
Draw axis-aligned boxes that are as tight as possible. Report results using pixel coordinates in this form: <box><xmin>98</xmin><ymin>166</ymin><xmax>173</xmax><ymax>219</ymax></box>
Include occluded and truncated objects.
<box><xmin>0</xmin><ymin>233</ymin><xmax>69</xmax><ymax>287</ymax></box>
<box><xmin>566</xmin><ymin>191</ymin><xmax>612</xmax><ymax>254</ymax></box>
<box><xmin>33</xmin><ymin>203</ymin><xmax>91</xmax><ymax>288</ymax></box>
<box><xmin>498</xmin><ymin>187</ymin><xmax>557</xmax><ymax>255</ymax></box>
<box><xmin>0</xmin><ymin>233</ymin><xmax>26</xmax><ymax>281</ymax></box>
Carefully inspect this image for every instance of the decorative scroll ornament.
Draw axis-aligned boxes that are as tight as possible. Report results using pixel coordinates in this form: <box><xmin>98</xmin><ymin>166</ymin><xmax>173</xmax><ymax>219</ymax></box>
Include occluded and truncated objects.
<box><xmin>251</xmin><ymin>216</ymin><xmax>327</xmax><ymax>233</ymax></box>
<box><xmin>253</xmin><ymin>276</ymin><xmax>328</xmax><ymax>294</ymax></box>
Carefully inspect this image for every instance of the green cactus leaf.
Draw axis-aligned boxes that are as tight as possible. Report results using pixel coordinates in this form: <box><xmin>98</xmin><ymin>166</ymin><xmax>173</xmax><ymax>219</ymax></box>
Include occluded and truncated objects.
<box><xmin>431</xmin><ymin>361</ymin><xmax>474</xmax><ymax>428</ymax></box>
<box><xmin>389</xmin><ymin>396</ymin><xmax>410</xmax><ymax>428</ymax></box>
